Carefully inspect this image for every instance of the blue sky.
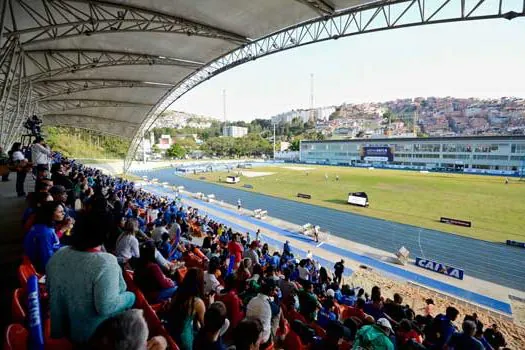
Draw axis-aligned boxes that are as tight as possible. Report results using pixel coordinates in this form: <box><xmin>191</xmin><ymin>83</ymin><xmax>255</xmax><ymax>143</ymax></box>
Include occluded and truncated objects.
<box><xmin>172</xmin><ymin>17</ymin><xmax>525</xmax><ymax>122</ymax></box>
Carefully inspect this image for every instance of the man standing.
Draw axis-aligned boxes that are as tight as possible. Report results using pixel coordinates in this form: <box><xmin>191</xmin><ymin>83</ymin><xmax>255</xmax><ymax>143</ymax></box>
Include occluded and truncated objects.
<box><xmin>237</xmin><ymin>198</ymin><xmax>242</xmax><ymax>211</ymax></box>
<box><xmin>31</xmin><ymin>137</ymin><xmax>52</xmax><ymax>172</ymax></box>
<box><xmin>334</xmin><ymin>259</ymin><xmax>345</xmax><ymax>285</ymax></box>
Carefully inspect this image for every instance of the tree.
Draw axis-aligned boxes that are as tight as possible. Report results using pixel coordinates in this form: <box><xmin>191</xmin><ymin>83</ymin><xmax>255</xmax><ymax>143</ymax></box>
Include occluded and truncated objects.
<box><xmin>165</xmin><ymin>144</ymin><xmax>186</xmax><ymax>158</ymax></box>
<box><xmin>151</xmin><ymin>144</ymin><xmax>160</xmax><ymax>154</ymax></box>
<box><xmin>290</xmin><ymin>139</ymin><xmax>301</xmax><ymax>151</ymax></box>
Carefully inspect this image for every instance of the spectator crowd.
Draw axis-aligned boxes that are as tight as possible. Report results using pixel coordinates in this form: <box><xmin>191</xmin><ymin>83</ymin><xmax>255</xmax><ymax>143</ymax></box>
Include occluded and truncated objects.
<box><xmin>6</xmin><ymin>139</ymin><xmax>512</xmax><ymax>350</ymax></box>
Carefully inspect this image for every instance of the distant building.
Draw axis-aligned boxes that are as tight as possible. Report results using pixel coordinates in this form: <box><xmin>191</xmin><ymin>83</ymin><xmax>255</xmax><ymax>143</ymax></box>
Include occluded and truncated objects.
<box><xmin>157</xmin><ymin>134</ymin><xmax>172</xmax><ymax>150</ymax></box>
<box><xmin>223</xmin><ymin>125</ymin><xmax>248</xmax><ymax>138</ymax></box>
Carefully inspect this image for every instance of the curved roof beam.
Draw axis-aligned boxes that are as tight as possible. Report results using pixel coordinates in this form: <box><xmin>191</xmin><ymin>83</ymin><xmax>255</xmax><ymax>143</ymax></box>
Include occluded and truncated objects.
<box><xmin>294</xmin><ymin>0</ymin><xmax>335</xmax><ymax>16</ymax></box>
<box><xmin>124</xmin><ymin>0</ymin><xmax>525</xmax><ymax>171</ymax></box>
<box><xmin>38</xmin><ymin>98</ymin><xmax>152</xmax><ymax>111</ymax></box>
<box><xmin>33</xmin><ymin>79</ymin><xmax>173</xmax><ymax>100</ymax></box>
<box><xmin>42</xmin><ymin>113</ymin><xmax>139</xmax><ymax>127</ymax></box>
<box><xmin>24</xmin><ymin>49</ymin><xmax>202</xmax><ymax>81</ymax></box>
<box><xmin>4</xmin><ymin>0</ymin><xmax>249</xmax><ymax>46</ymax></box>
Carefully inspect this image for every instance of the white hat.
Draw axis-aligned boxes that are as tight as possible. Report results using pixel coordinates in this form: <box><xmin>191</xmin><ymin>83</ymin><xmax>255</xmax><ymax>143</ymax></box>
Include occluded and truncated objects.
<box><xmin>326</xmin><ymin>289</ymin><xmax>335</xmax><ymax>298</ymax></box>
<box><xmin>377</xmin><ymin>318</ymin><xmax>393</xmax><ymax>334</ymax></box>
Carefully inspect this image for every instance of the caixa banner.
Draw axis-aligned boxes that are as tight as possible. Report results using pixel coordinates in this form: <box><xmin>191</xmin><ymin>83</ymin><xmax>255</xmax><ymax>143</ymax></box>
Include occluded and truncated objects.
<box><xmin>415</xmin><ymin>257</ymin><xmax>464</xmax><ymax>280</ymax></box>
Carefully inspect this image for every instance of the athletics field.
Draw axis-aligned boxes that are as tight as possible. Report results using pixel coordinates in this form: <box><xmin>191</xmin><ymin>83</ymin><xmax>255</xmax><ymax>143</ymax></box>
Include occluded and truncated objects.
<box><xmin>188</xmin><ymin>165</ymin><xmax>525</xmax><ymax>242</ymax></box>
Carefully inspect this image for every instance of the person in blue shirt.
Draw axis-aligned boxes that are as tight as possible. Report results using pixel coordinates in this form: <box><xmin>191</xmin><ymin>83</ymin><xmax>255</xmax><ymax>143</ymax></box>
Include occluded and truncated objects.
<box><xmin>283</xmin><ymin>240</ymin><xmax>291</xmax><ymax>257</ymax></box>
<box><xmin>158</xmin><ymin>232</ymin><xmax>172</xmax><ymax>259</ymax></box>
<box><xmin>340</xmin><ymin>284</ymin><xmax>357</xmax><ymax>306</ymax></box>
<box><xmin>317</xmin><ymin>298</ymin><xmax>338</xmax><ymax>329</ymax></box>
<box><xmin>24</xmin><ymin>201</ymin><xmax>64</xmax><ymax>273</ymax></box>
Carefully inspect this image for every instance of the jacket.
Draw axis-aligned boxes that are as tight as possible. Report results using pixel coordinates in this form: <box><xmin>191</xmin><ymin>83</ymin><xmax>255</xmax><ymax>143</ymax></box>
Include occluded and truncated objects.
<box><xmin>23</xmin><ymin>223</ymin><xmax>61</xmax><ymax>273</ymax></box>
<box><xmin>353</xmin><ymin>324</ymin><xmax>394</xmax><ymax>350</ymax></box>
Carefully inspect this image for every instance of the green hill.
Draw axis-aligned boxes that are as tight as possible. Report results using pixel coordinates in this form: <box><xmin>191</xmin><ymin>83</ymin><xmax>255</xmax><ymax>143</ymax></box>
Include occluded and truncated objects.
<box><xmin>44</xmin><ymin>126</ymin><xmax>130</xmax><ymax>160</ymax></box>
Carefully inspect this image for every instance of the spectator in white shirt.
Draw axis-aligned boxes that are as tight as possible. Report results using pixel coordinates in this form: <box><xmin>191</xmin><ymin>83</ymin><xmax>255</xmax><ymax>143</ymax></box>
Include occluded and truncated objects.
<box><xmin>246</xmin><ymin>278</ymin><xmax>280</xmax><ymax>345</ymax></box>
<box><xmin>151</xmin><ymin>220</ymin><xmax>169</xmax><ymax>242</ymax></box>
<box><xmin>203</xmin><ymin>258</ymin><xmax>223</xmax><ymax>295</ymax></box>
<box><xmin>9</xmin><ymin>142</ymin><xmax>28</xmax><ymax>197</ymax></box>
<box><xmin>115</xmin><ymin>218</ymin><xmax>140</xmax><ymax>263</ymax></box>
<box><xmin>243</xmin><ymin>241</ymin><xmax>260</xmax><ymax>272</ymax></box>
<box><xmin>31</xmin><ymin>137</ymin><xmax>51</xmax><ymax>171</ymax></box>
<box><xmin>298</xmin><ymin>259</ymin><xmax>311</xmax><ymax>282</ymax></box>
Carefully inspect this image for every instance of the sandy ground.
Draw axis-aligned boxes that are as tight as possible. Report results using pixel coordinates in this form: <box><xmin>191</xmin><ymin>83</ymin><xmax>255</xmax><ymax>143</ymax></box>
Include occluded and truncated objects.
<box><xmin>239</xmin><ymin>171</ymin><xmax>275</xmax><ymax>178</ymax></box>
<box><xmin>282</xmin><ymin>166</ymin><xmax>316</xmax><ymax>171</ymax></box>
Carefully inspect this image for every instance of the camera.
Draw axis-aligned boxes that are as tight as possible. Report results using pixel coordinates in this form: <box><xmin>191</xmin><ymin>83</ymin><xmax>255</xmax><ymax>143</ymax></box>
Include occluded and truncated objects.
<box><xmin>23</xmin><ymin>115</ymin><xmax>43</xmax><ymax>137</ymax></box>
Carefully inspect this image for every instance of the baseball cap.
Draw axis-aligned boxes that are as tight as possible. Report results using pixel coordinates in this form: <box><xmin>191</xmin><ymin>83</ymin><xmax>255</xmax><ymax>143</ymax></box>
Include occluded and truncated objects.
<box><xmin>326</xmin><ymin>289</ymin><xmax>335</xmax><ymax>298</ymax></box>
<box><xmin>377</xmin><ymin>318</ymin><xmax>394</xmax><ymax>334</ymax></box>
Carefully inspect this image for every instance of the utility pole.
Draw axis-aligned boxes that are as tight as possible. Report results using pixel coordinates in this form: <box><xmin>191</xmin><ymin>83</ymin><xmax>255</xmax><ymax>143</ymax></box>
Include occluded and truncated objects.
<box><xmin>142</xmin><ymin>129</ymin><xmax>146</xmax><ymax>163</ymax></box>
<box><xmin>309</xmin><ymin>73</ymin><xmax>315</xmax><ymax>123</ymax></box>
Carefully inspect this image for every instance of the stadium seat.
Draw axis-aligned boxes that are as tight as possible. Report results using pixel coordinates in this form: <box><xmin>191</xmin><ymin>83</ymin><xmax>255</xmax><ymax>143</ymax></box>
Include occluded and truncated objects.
<box><xmin>11</xmin><ymin>289</ymin><xmax>26</xmax><ymax>324</ymax></box>
<box><xmin>175</xmin><ymin>266</ymin><xmax>187</xmax><ymax>284</ymax></box>
<box><xmin>123</xmin><ymin>270</ymin><xmax>163</xmax><ymax>311</ymax></box>
<box><xmin>3</xmin><ymin>324</ymin><xmax>28</xmax><ymax>350</ymax></box>
<box><xmin>17</xmin><ymin>264</ymin><xmax>36</xmax><ymax>287</ymax></box>
<box><xmin>282</xmin><ymin>330</ymin><xmax>306</xmax><ymax>350</ymax></box>
<box><xmin>43</xmin><ymin>319</ymin><xmax>73</xmax><ymax>350</ymax></box>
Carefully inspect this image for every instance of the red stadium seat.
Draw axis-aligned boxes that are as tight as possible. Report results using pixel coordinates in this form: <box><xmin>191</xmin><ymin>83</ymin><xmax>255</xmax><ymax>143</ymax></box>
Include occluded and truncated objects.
<box><xmin>43</xmin><ymin>319</ymin><xmax>73</xmax><ymax>350</ymax></box>
<box><xmin>11</xmin><ymin>289</ymin><xmax>26</xmax><ymax>324</ymax></box>
<box><xmin>3</xmin><ymin>324</ymin><xmax>28</xmax><ymax>350</ymax></box>
<box><xmin>282</xmin><ymin>330</ymin><xmax>306</xmax><ymax>350</ymax></box>
<box><xmin>17</xmin><ymin>264</ymin><xmax>35</xmax><ymax>287</ymax></box>
<box><xmin>175</xmin><ymin>266</ymin><xmax>187</xmax><ymax>284</ymax></box>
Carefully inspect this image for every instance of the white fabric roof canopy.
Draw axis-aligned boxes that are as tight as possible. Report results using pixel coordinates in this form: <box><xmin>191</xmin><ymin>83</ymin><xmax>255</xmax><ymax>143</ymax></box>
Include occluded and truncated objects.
<box><xmin>2</xmin><ymin>0</ymin><xmax>367</xmax><ymax>139</ymax></box>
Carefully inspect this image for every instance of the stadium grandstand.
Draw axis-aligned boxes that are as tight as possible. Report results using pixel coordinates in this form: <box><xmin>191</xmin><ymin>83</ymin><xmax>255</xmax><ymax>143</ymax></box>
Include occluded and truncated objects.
<box><xmin>1</xmin><ymin>1</ymin><xmax>525</xmax><ymax>350</ymax></box>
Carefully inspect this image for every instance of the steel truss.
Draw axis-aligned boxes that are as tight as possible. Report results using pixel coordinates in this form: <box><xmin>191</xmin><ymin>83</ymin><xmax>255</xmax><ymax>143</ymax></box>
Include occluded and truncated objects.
<box><xmin>32</xmin><ymin>79</ymin><xmax>173</xmax><ymax>100</ymax></box>
<box><xmin>0</xmin><ymin>37</ymin><xmax>35</xmax><ymax>149</ymax></box>
<box><xmin>24</xmin><ymin>50</ymin><xmax>202</xmax><ymax>81</ymax></box>
<box><xmin>3</xmin><ymin>0</ymin><xmax>248</xmax><ymax>46</ymax></box>
<box><xmin>124</xmin><ymin>0</ymin><xmax>525</xmax><ymax>171</ymax></box>
<box><xmin>38</xmin><ymin>98</ymin><xmax>152</xmax><ymax>111</ymax></box>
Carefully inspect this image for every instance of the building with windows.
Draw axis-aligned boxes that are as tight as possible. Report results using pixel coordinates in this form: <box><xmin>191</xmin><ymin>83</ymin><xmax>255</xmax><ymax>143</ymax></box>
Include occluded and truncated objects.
<box><xmin>300</xmin><ymin>136</ymin><xmax>525</xmax><ymax>175</ymax></box>
<box><xmin>223</xmin><ymin>125</ymin><xmax>248</xmax><ymax>138</ymax></box>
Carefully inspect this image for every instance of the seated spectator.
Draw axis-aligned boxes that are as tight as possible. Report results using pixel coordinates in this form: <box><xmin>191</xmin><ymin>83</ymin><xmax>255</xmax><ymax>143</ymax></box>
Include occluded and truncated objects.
<box><xmin>46</xmin><ymin>210</ymin><xmax>135</xmax><ymax>344</ymax></box>
<box><xmin>233</xmin><ymin>319</ymin><xmax>264</xmax><ymax>350</ymax></box>
<box><xmin>204</xmin><ymin>257</ymin><xmax>224</xmax><ymax>295</ymax></box>
<box><xmin>244</xmin><ymin>241</ymin><xmax>260</xmax><ymax>270</ymax></box>
<box><xmin>343</xmin><ymin>298</ymin><xmax>368</xmax><ymax>322</ymax></box>
<box><xmin>216</xmin><ymin>275</ymin><xmax>244</xmax><ymax>331</ymax></box>
<box><xmin>396</xmin><ymin>319</ymin><xmax>423</xmax><ymax>346</ymax></box>
<box><xmin>278</xmin><ymin>268</ymin><xmax>298</xmax><ymax>302</ymax></box>
<box><xmin>235</xmin><ymin>257</ymin><xmax>252</xmax><ymax>292</ymax></box>
<box><xmin>298</xmin><ymin>280</ymin><xmax>321</xmax><ymax>323</ymax></box>
<box><xmin>166</xmin><ymin>268</ymin><xmax>207</xmax><ymax>350</ymax></box>
<box><xmin>151</xmin><ymin>219</ymin><xmax>169</xmax><ymax>242</ymax></box>
<box><xmin>23</xmin><ymin>201</ymin><xmax>63</xmax><ymax>273</ymax></box>
<box><xmin>340</xmin><ymin>284</ymin><xmax>357</xmax><ymax>306</ymax></box>
<box><xmin>193</xmin><ymin>301</ymin><xmax>229</xmax><ymax>350</ymax></box>
<box><xmin>484</xmin><ymin>323</ymin><xmax>506</xmax><ymax>349</ymax></box>
<box><xmin>114</xmin><ymin>218</ymin><xmax>140</xmax><ymax>263</ymax></box>
<box><xmin>311</xmin><ymin>320</ymin><xmax>345</xmax><ymax>350</ymax></box>
<box><xmin>317</xmin><ymin>298</ymin><xmax>338</xmax><ymax>329</ymax></box>
<box><xmin>89</xmin><ymin>309</ymin><xmax>167</xmax><ymax>350</ymax></box>
<box><xmin>446</xmin><ymin>320</ymin><xmax>484</xmax><ymax>350</ymax></box>
<box><xmin>427</xmin><ymin>306</ymin><xmax>459</xmax><ymax>349</ymax></box>
<box><xmin>22</xmin><ymin>190</ymin><xmax>53</xmax><ymax>232</ymax></box>
<box><xmin>158</xmin><ymin>232</ymin><xmax>172</xmax><ymax>259</ymax></box>
<box><xmin>246</xmin><ymin>278</ymin><xmax>280</xmax><ymax>346</ymax></box>
<box><xmin>384</xmin><ymin>293</ymin><xmax>407</xmax><ymax>322</ymax></box>
<box><xmin>134</xmin><ymin>241</ymin><xmax>177</xmax><ymax>303</ymax></box>
<box><xmin>364</xmin><ymin>289</ymin><xmax>384</xmax><ymax>321</ymax></box>
<box><xmin>353</xmin><ymin>318</ymin><xmax>395</xmax><ymax>350</ymax></box>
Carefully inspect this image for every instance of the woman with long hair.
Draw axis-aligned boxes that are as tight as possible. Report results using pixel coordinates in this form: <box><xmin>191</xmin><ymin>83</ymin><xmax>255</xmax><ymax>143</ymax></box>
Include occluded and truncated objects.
<box><xmin>46</xmin><ymin>209</ymin><xmax>135</xmax><ymax>344</ymax></box>
<box><xmin>23</xmin><ymin>201</ymin><xmax>64</xmax><ymax>273</ymax></box>
<box><xmin>134</xmin><ymin>241</ymin><xmax>177</xmax><ymax>303</ymax></box>
<box><xmin>166</xmin><ymin>268</ymin><xmax>206</xmax><ymax>350</ymax></box>
<box><xmin>114</xmin><ymin>218</ymin><xmax>140</xmax><ymax>264</ymax></box>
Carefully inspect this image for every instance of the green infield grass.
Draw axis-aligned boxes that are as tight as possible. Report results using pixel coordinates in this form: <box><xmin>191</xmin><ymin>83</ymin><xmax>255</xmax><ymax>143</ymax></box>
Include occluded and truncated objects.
<box><xmin>188</xmin><ymin>165</ymin><xmax>525</xmax><ymax>242</ymax></box>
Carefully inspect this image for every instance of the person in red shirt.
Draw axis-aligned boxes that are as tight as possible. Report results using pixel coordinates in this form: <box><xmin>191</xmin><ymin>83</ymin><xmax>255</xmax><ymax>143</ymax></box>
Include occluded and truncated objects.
<box><xmin>215</xmin><ymin>275</ymin><xmax>244</xmax><ymax>331</ymax></box>
<box><xmin>227</xmin><ymin>233</ymin><xmax>243</xmax><ymax>268</ymax></box>
<box><xmin>134</xmin><ymin>241</ymin><xmax>177</xmax><ymax>303</ymax></box>
<box><xmin>342</xmin><ymin>298</ymin><xmax>367</xmax><ymax>322</ymax></box>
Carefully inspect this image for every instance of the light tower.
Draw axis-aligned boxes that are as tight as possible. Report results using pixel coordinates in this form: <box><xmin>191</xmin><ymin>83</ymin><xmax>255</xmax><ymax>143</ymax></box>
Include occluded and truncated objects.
<box><xmin>309</xmin><ymin>73</ymin><xmax>315</xmax><ymax>122</ymax></box>
<box><xmin>222</xmin><ymin>89</ymin><xmax>227</xmax><ymax>125</ymax></box>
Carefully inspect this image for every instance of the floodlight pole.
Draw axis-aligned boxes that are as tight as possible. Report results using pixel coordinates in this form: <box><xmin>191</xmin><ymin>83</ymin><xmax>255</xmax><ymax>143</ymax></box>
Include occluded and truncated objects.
<box><xmin>273</xmin><ymin>123</ymin><xmax>276</xmax><ymax>160</ymax></box>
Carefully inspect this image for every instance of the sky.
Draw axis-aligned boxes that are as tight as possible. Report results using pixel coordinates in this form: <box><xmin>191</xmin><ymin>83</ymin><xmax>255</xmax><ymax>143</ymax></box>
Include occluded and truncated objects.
<box><xmin>171</xmin><ymin>17</ymin><xmax>525</xmax><ymax>122</ymax></box>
